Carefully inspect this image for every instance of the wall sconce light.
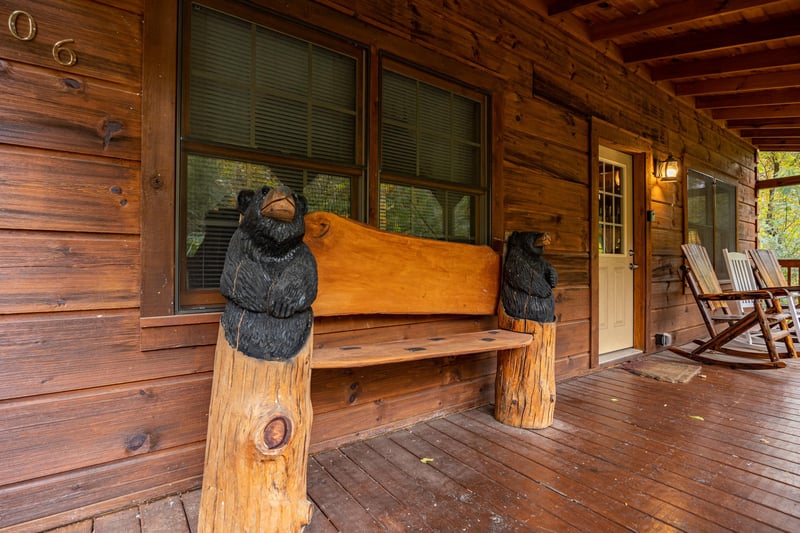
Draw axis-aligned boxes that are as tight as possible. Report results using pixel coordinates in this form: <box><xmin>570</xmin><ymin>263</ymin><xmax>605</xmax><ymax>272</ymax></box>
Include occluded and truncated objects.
<box><xmin>654</xmin><ymin>153</ymin><xmax>680</xmax><ymax>182</ymax></box>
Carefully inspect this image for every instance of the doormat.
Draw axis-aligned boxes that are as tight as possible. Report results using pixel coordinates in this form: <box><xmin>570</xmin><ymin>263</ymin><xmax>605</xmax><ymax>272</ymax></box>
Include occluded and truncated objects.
<box><xmin>621</xmin><ymin>360</ymin><xmax>702</xmax><ymax>383</ymax></box>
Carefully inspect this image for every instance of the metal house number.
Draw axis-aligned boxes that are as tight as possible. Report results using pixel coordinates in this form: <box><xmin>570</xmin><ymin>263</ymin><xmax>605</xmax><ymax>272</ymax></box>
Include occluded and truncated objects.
<box><xmin>8</xmin><ymin>9</ymin><xmax>77</xmax><ymax>67</ymax></box>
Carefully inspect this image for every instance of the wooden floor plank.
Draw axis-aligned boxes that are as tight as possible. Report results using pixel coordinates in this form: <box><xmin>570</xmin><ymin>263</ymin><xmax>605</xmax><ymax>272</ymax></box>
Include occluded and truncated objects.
<box><xmin>305</xmin><ymin>501</ymin><xmax>339</xmax><ymax>533</ymax></box>
<box><xmin>93</xmin><ymin>507</ymin><xmax>141</xmax><ymax>533</ymax></box>
<box><xmin>340</xmin><ymin>439</ymin><xmax>487</xmax><ymax>531</ymax></box>
<box><xmin>306</xmin><ymin>456</ymin><xmax>383</xmax><ymax>531</ymax></box>
<box><xmin>138</xmin><ymin>495</ymin><xmax>190</xmax><ymax>533</ymax></box>
<box><xmin>562</xmin><ymin>373</ymin><xmax>800</xmax><ymax>489</ymax></box>
<box><xmin>555</xmin><ymin>381</ymin><xmax>800</xmax><ymax>510</ymax></box>
<box><xmin>426</xmin><ymin>417</ymin><xmax>665</xmax><ymax>531</ymax></box>
<box><xmin>34</xmin><ymin>356</ymin><xmax>800</xmax><ymax>533</ymax></box>
<box><xmin>314</xmin><ymin>448</ymin><xmax>430</xmax><ymax>531</ymax></box>
<box><xmin>553</xmin><ymin>400</ymin><xmax>800</xmax><ymax>515</ymax></box>
<box><xmin>454</xmin><ymin>410</ymin><xmax>732</xmax><ymax>532</ymax></box>
<box><xmin>364</xmin><ymin>434</ymin><xmax>535</xmax><ymax>531</ymax></box>
<box><xmin>179</xmin><ymin>490</ymin><xmax>200</xmax><ymax>533</ymax></box>
<box><xmin>396</xmin><ymin>424</ymin><xmax>615</xmax><ymax>531</ymax></box>
<box><xmin>527</xmin><ymin>409</ymin><xmax>797</xmax><ymax>532</ymax></box>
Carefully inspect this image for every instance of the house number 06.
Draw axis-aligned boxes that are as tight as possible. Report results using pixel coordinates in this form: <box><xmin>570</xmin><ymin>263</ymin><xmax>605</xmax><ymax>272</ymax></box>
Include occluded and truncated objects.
<box><xmin>8</xmin><ymin>10</ymin><xmax>77</xmax><ymax>67</ymax></box>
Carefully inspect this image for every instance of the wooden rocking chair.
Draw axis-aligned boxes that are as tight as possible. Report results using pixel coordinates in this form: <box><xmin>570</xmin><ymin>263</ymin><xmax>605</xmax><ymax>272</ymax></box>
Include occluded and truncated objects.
<box><xmin>747</xmin><ymin>248</ymin><xmax>800</xmax><ymax>339</ymax></box>
<box><xmin>670</xmin><ymin>244</ymin><xmax>795</xmax><ymax>369</ymax></box>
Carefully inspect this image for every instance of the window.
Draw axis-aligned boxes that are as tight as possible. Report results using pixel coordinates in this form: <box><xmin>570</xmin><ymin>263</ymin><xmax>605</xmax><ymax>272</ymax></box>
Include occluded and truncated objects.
<box><xmin>380</xmin><ymin>64</ymin><xmax>487</xmax><ymax>243</ymax></box>
<box><xmin>176</xmin><ymin>1</ymin><xmax>489</xmax><ymax>311</ymax></box>
<box><xmin>179</xmin><ymin>3</ymin><xmax>363</xmax><ymax>310</ymax></box>
<box><xmin>687</xmin><ymin>169</ymin><xmax>737</xmax><ymax>276</ymax></box>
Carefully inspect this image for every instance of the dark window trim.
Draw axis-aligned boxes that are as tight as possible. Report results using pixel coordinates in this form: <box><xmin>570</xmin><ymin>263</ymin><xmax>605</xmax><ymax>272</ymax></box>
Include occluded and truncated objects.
<box><xmin>140</xmin><ymin>0</ymin><xmax>506</xmax><ymax>339</ymax></box>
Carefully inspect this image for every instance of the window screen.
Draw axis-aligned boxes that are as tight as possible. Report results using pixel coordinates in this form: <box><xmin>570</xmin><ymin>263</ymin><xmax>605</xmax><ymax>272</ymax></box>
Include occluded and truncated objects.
<box><xmin>380</xmin><ymin>67</ymin><xmax>486</xmax><ymax>243</ymax></box>
<box><xmin>179</xmin><ymin>3</ymin><xmax>361</xmax><ymax>309</ymax></box>
<box><xmin>688</xmin><ymin>169</ymin><xmax>737</xmax><ymax>276</ymax></box>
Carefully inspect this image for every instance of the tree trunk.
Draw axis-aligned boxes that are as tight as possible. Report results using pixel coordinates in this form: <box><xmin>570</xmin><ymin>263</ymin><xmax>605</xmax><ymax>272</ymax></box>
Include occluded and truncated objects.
<box><xmin>495</xmin><ymin>305</ymin><xmax>556</xmax><ymax>429</ymax></box>
<box><xmin>198</xmin><ymin>326</ymin><xmax>314</xmax><ymax>532</ymax></box>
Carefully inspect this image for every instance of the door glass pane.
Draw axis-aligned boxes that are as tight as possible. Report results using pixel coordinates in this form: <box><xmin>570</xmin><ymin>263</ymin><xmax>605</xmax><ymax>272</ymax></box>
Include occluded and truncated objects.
<box><xmin>598</xmin><ymin>160</ymin><xmax>625</xmax><ymax>255</ymax></box>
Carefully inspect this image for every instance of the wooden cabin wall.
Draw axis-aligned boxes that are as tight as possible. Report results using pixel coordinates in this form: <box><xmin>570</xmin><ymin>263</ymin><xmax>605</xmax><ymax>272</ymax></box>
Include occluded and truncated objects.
<box><xmin>0</xmin><ymin>0</ymin><xmax>756</xmax><ymax>529</ymax></box>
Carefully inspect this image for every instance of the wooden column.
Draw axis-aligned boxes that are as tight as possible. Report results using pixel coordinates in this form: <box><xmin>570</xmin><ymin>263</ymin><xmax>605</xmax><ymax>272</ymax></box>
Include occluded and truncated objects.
<box><xmin>495</xmin><ymin>305</ymin><xmax>556</xmax><ymax>429</ymax></box>
<box><xmin>198</xmin><ymin>327</ymin><xmax>314</xmax><ymax>532</ymax></box>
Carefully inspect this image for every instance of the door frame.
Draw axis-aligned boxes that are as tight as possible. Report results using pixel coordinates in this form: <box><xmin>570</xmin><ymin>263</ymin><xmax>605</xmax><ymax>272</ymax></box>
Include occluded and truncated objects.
<box><xmin>589</xmin><ymin>118</ymin><xmax>651</xmax><ymax>368</ymax></box>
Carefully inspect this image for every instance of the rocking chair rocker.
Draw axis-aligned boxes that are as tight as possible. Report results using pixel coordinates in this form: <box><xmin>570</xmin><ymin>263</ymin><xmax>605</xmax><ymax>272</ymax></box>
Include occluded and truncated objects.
<box><xmin>670</xmin><ymin>244</ymin><xmax>796</xmax><ymax>369</ymax></box>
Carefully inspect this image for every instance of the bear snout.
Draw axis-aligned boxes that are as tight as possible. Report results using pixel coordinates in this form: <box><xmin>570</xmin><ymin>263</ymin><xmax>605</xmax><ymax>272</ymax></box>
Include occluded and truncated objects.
<box><xmin>261</xmin><ymin>186</ymin><xmax>296</xmax><ymax>222</ymax></box>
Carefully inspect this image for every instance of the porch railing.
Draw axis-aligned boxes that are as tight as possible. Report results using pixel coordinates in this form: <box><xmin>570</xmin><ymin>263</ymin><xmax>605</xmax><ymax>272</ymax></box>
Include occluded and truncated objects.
<box><xmin>778</xmin><ymin>259</ymin><xmax>800</xmax><ymax>286</ymax></box>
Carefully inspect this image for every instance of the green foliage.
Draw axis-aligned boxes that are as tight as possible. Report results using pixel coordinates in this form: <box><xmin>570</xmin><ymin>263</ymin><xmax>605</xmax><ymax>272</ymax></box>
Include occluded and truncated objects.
<box><xmin>757</xmin><ymin>152</ymin><xmax>800</xmax><ymax>258</ymax></box>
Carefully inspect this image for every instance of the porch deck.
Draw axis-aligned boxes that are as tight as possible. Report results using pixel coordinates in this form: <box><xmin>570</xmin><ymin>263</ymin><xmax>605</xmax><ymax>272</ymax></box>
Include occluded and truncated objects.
<box><xmin>47</xmin><ymin>354</ymin><xmax>800</xmax><ymax>532</ymax></box>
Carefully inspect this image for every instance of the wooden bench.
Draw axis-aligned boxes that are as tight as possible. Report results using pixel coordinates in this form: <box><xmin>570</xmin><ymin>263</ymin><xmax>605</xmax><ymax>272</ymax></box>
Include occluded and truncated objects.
<box><xmin>199</xmin><ymin>211</ymin><xmax>553</xmax><ymax>532</ymax></box>
<box><xmin>303</xmin><ymin>211</ymin><xmax>534</xmax><ymax>368</ymax></box>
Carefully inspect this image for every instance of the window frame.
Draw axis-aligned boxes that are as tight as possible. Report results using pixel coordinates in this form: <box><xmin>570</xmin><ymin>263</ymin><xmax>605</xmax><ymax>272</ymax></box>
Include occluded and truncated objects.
<box><xmin>378</xmin><ymin>57</ymin><xmax>490</xmax><ymax>244</ymax></box>
<box><xmin>141</xmin><ymin>0</ymin><xmax>505</xmax><ymax>327</ymax></box>
<box><xmin>687</xmin><ymin>168</ymin><xmax>738</xmax><ymax>278</ymax></box>
<box><xmin>176</xmin><ymin>0</ymin><xmax>366</xmax><ymax>310</ymax></box>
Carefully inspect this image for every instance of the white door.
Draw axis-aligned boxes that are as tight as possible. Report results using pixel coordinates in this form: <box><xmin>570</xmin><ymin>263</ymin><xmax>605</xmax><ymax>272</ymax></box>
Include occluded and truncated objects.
<box><xmin>598</xmin><ymin>146</ymin><xmax>634</xmax><ymax>357</ymax></box>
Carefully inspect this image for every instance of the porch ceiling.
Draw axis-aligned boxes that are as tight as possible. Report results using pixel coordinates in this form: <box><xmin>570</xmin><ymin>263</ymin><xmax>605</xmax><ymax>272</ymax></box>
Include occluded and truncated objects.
<box><xmin>544</xmin><ymin>0</ymin><xmax>800</xmax><ymax>152</ymax></box>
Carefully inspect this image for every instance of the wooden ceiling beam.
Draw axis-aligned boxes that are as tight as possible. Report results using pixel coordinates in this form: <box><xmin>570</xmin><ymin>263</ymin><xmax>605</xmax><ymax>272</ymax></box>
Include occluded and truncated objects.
<box><xmin>674</xmin><ymin>70</ymin><xmax>800</xmax><ymax>96</ymax></box>
<box><xmin>651</xmin><ymin>46</ymin><xmax>800</xmax><ymax>81</ymax></box>
<box><xmin>756</xmin><ymin>175</ymin><xmax>800</xmax><ymax>190</ymax></box>
<box><xmin>589</xmin><ymin>0</ymin><xmax>784</xmax><ymax>41</ymax></box>
<box><xmin>621</xmin><ymin>17</ymin><xmax>800</xmax><ymax>63</ymax></box>
<box><xmin>739</xmin><ymin>128</ymin><xmax>800</xmax><ymax>138</ymax></box>
<box><xmin>712</xmin><ymin>103</ymin><xmax>800</xmax><ymax>120</ymax></box>
<box><xmin>547</xmin><ymin>0</ymin><xmax>597</xmax><ymax>16</ymax></box>
<box><xmin>755</xmin><ymin>145</ymin><xmax>800</xmax><ymax>152</ymax></box>
<box><xmin>727</xmin><ymin>117</ymin><xmax>800</xmax><ymax>129</ymax></box>
<box><xmin>751</xmin><ymin>138</ymin><xmax>800</xmax><ymax>146</ymax></box>
<box><xmin>695</xmin><ymin>88</ymin><xmax>800</xmax><ymax>109</ymax></box>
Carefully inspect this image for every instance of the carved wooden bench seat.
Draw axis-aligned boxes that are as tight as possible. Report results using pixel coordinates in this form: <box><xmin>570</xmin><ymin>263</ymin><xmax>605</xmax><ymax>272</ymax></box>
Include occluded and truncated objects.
<box><xmin>200</xmin><ymin>205</ymin><xmax>555</xmax><ymax>532</ymax></box>
<box><xmin>303</xmin><ymin>211</ymin><xmax>534</xmax><ymax>368</ymax></box>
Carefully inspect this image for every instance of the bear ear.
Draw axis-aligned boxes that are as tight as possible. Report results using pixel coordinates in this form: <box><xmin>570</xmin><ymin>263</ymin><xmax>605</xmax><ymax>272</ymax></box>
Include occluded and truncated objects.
<box><xmin>236</xmin><ymin>189</ymin><xmax>256</xmax><ymax>214</ymax></box>
<box><xmin>294</xmin><ymin>193</ymin><xmax>309</xmax><ymax>215</ymax></box>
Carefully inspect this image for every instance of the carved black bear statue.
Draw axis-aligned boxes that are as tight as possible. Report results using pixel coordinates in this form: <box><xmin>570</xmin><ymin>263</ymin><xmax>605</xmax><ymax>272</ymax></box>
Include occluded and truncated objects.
<box><xmin>501</xmin><ymin>231</ymin><xmax>558</xmax><ymax>323</ymax></box>
<box><xmin>219</xmin><ymin>185</ymin><xmax>318</xmax><ymax>360</ymax></box>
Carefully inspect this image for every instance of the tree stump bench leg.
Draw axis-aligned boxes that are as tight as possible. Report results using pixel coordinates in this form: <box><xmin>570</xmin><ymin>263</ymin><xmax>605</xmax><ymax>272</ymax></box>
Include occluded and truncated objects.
<box><xmin>495</xmin><ymin>306</ymin><xmax>556</xmax><ymax>429</ymax></box>
<box><xmin>198</xmin><ymin>326</ymin><xmax>314</xmax><ymax>532</ymax></box>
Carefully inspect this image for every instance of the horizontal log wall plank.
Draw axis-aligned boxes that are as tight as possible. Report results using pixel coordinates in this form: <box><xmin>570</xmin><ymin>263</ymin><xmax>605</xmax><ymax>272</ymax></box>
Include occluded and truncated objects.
<box><xmin>0</xmin><ymin>231</ymin><xmax>140</xmax><ymax>314</ymax></box>
<box><xmin>0</xmin><ymin>0</ymin><xmax>142</xmax><ymax>87</ymax></box>
<box><xmin>310</xmin><ymin>375</ymin><xmax>494</xmax><ymax>452</ymax></box>
<box><xmin>93</xmin><ymin>0</ymin><xmax>143</xmax><ymax>14</ymax></box>
<box><xmin>0</xmin><ymin>311</ymin><xmax>214</xmax><ymax>400</ymax></box>
<box><xmin>0</xmin><ymin>375</ymin><xmax>211</xmax><ymax>485</ymax></box>
<box><xmin>311</xmin><ymin>353</ymin><xmax>496</xmax><ymax>416</ymax></box>
<box><xmin>0</xmin><ymin>147</ymin><xmax>139</xmax><ymax>233</ymax></box>
<box><xmin>0</xmin><ymin>60</ymin><xmax>140</xmax><ymax>159</ymax></box>
<box><xmin>0</xmin><ymin>444</ymin><xmax>203</xmax><ymax>531</ymax></box>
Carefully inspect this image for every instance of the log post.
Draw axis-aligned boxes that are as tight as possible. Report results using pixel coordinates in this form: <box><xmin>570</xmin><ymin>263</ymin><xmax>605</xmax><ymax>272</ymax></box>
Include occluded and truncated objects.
<box><xmin>495</xmin><ymin>304</ymin><xmax>556</xmax><ymax>429</ymax></box>
<box><xmin>198</xmin><ymin>327</ymin><xmax>314</xmax><ymax>532</ymax></box>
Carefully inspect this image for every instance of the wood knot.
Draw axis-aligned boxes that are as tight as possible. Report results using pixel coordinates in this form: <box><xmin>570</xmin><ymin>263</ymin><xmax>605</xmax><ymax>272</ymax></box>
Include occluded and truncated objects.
<box><xmin>126</xmin><ymin>432</ymin><xmax>152</xmax><ymax>453</ymax></box>
<box><xmin>255</xmin><ymin>412</ymin><xmax>294</xmax><ymax>455</ymax></box>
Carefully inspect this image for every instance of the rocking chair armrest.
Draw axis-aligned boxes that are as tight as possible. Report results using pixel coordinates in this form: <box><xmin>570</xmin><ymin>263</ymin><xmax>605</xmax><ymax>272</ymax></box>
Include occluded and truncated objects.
<box><xmin>754</xmin><ymin>285</ymin><xmax>800</xmax><ymax>297</ymax></box>
<box><xmin>697</xmin><ymin>289</ymin><xmax>779</xmax><ymax>301</ymax></box>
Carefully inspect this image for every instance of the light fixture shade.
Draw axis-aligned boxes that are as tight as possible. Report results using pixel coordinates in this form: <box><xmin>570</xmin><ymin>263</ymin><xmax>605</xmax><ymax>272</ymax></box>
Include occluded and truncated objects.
<box><xmin>655</xmin><ymin>153</ymin><xmax>680</xmax><ymax>181</ymax></box>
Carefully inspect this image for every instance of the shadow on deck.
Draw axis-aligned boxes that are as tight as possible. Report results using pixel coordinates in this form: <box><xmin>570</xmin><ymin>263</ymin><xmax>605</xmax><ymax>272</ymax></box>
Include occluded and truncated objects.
<box><xmin>47</xmin><ymin>353</ymin><xmax>800</xmax><ymax>532</ymax></box>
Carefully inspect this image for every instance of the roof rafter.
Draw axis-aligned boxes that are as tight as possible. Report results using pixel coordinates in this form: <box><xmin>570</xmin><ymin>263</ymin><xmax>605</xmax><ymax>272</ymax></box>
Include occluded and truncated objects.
<box><xmin>711</xmin><ymin>103</ymin><xmax>800</xmax><ymax>120</ymax></box>
<box><xmin>674</xmin><ymin>70</ymin><xmax>800</xmax><ymax>96</ymax></box>
<box><xmin>695</xmin><ymin>87</ymin><xmax>800</xmax><ymax>109</ymax></box>
<box><xmin>739</xmin><ymin>128</ymin><xmax>800</xmax><ymax>138</ymax></box>
<box><xmin>651</xmin><ymin>46</ymin><xmax>800</xmax><ymax>81</ymax></box>
<box><xmin>588</xmin><ymin>0</ymin><xmax>783</xmax><ymax>41</ymax></box>
<box><xmin>547</xmin><ymin>0</ymin><xmax>596</xmax><ymax>16</ymax></box>
<box><xmin>621</xmin><ymin>16</ymin><xmax>800</xmax><ymax>63</ymax></box>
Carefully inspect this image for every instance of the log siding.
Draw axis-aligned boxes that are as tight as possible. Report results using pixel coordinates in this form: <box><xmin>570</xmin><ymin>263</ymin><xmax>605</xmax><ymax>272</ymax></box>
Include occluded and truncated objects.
<box><xmin>0</xmin><ymin>0</ymin><xmax>757</xmax><ymax>529</ymax></box>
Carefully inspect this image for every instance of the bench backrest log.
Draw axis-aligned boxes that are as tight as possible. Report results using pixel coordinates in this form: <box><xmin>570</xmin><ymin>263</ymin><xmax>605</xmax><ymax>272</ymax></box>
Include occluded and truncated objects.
<box><xmin>304</xmin><ymin>212</ymin><xmax>501</xmax><ymax>317</ymax></box>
